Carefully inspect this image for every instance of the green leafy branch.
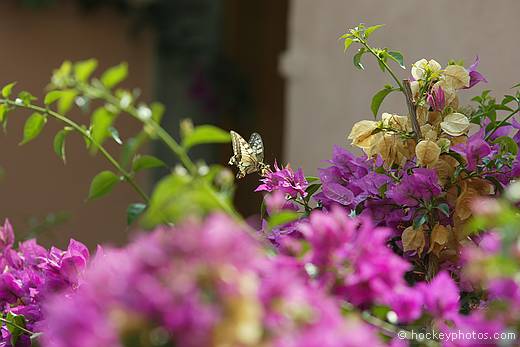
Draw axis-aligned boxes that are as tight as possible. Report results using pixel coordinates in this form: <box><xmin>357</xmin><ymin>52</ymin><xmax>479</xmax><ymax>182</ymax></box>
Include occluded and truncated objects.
<box><xmin>0</xmin><ymin>312</ymin><xmax>35</xmax><ymax>346</ymax></box>
<box><xmin>0</xmin><ymin>87</ymin><xmax>150</xmax><ymax>203</ymax></box>
<box><xmin>340</xmin><ymin>24</ymin><xmax>406</xmax><ymax>118</ymax></box>
<box><xmin>0</xmin><ymin>59</ymin><xmax>240</xmax><ymax>227</ymax></box>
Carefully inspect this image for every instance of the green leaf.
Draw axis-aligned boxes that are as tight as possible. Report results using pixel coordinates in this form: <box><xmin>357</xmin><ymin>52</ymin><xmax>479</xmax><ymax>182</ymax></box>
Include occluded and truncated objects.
<box><xmin>53</xmin><ymin>129</ymin><xmax>70</xmax><ymax>163</ymax></box>
<box><xmin>371</xmin><ymin>86</ymin><xmax>396</xmax><ymax>117</ymax></box>
<box><xmin>74</xmin><ymin>59</ymin><xmax>98</xmax><ymax>82</ymax></box>
<box><xmin>436</xmin><ymin>203</ymin><xmax>450</xmax><ymax>217</ymax></box>
<box><xmin>141</xmin><ymin>174</ymin><xmax>232</xmax><ymax>227</ymax></box>
<box><xmin>44</xmin><ymin>90</ymin><xmax>62</xmax><ymax>105</ymax></box>
<box><xmin>151</xmin><ymin>102</ymin><xmax>165</xmax><ymax>123</ymax></box>
<box><xmin>57</xmin><ymin>89</ymin><xmax>77</xmax><ymax>114</ymax></box>
<box><xmin>493</xmin><ymin>136</ymin><xmax>518</xmax><ymax>155</ymax></box>
<box><xmin>353</xmin><ymin>48</ymin><xmax>366</xmax><ymax>70</ymax></box>
<box><xmin>101</xmin><ymin>62</ymin><xmax>128</xmax><ymax>89</ymax></box>
<box><xmin>387</xmin><ymin>50</ymin><xmax>405</xmax><ymax>68</ymax></box>
<box><xmin>413</xmin><ymin>214</ymin><xmax>428</xmax><ymax>230</ymax></box>
<box><xmin>6</xmin><ymin>312</ymin><xmax>27</xmax><ymax>346</ymax></box>
<box><xmin>17</xmin><ymin>91</ymin><xmax>36</xmax><ymax>105</ymax></box>
<box><xmin>268</xmin><ymin>211</ymin><xmax>299</xmax><ymax>229</ymax></box>
<box><xmin>305</xmin><ymin>176</ymin><xmax>319</xmax><ymax>183</ymax></box>
<box><xmin>304</xmin><ymin>183</ymin><xmax>322</xmax><ymax>202</ymax></box>
<box><xmin>181</xmin><ymin>125</ymin><xmax>231</xmax><ymax>150</ymax></box>
<box><xmin>512</xmin><ymin>82</ymin><xmax>520</xmax><ymax>89</ymax></box>
<box><xmin>127</xmin><ymin>203</ymin><xmax>147</xmax><ymax>225</ymax></box>
<box><xmin>364</xmin><ymin>24</ymin><xmax>384</xmax><ymax>38</ymax></box>
<box><xmin>343</xmin><ymin>37</ymin><xmax>354</xmax><ymax>52</ymax></box>
<box><xmin>132</xmin><ymin>154</ymin><xmax>166</xmax><ymax>172</ymax></box>
<box><xmin>1</xmin><ymin>82</ymin><xmax>16</xmax><ymax>98</ymax></box>
<box><xmin>20</xmin><ymin>113</ymin><xmax>46</xmax><ymax>145</ymax></box>
<box><xmin>0</xmin><ymin>104</ymin><xmax>8</xmax><ymax>123</ymax></box>
<box><xmin>90</xmin><ymin>108</ymin><xmax>115</xmax><ymax>151</ymax></box>
<box><xmin>88</xmin><ymin>171</ymin><xmax>119</xmax><ymax>200</ymax></box>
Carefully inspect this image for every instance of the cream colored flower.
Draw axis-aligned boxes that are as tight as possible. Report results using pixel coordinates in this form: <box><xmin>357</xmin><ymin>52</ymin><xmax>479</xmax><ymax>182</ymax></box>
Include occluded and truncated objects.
<box><xmin>411</xmin><ymin>59</ymin><xmax>442</xmax><ymax>80</ymax></box>
<box><xmin>443</xmin><ymin>64</ymin><xmax>470</xmax><ymax>90</ymax></box>
<box><xmin>376</xmin><ymin>134</ymin><xmax>413</xmax><ymax>167</ymax></box>
<box><xmin>440</xmin><ymin>113</ymin><xmax>470</xmax><ymax>136</ymax></box>
<box><xmin>381</xmin><ymin>113</ymin><xmax>410</xmax><ymax>131</ymax></box>
<box><xmin>347</xmin><ymin>120</ymin><xmax>379</xmax><ymax>148</ymax></box>
<box><xmin>415</xmin><ymin>140</ymin><xmax>441</xmax><ymax>166</ymax></box>
<box><xmin>432</xmin><ymin>156</ymin><xmax>455</xmax><ymax>185</ymax></box>
<box><xmin>410</xmin><ymin>80</ymin><xmax>420</xmax><ymax>101</ymax></box>
<box><xmin>416</xmin><ymin>106</ymin><xmax>429</xmax><ymax>126</ymax></box>
<box><xmin>428</xmin><ymin>224</ymin><xmax>450</xmax><ymax>255</ymax></box>
<box><xmin>402</xmin><ymin>225</ymin><xmax>426</xmax><ymax>255</ymax></box>
<box><xmin>421</xmin><ymin>124</ymin><xmax>438</xmax><ymax>141</ymax></box>
<box><xmin>428</xmin><ymin>111</ymin><xmax>442</xmax><ymax>127</ymax></box>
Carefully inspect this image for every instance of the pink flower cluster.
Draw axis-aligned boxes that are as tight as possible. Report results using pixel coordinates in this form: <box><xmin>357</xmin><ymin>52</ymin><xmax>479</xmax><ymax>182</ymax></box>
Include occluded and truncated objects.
<box><xmin>0</xmin><ymin>220</ymin><xmax>89</xmax><ymax>347</ymax></box>
<box><xmin>42</xmin><ymin>214</ymin><xmax>383</xmax><ymax>347</ymax></box>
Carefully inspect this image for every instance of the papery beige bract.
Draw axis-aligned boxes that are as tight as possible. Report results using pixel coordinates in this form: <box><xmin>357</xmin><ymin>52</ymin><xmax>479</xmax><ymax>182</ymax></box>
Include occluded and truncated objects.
<box><xmin>415</xmin><ymin>140</ymin><xmax>441</xmax><ymax>167</ymax></box>
<box><xmin>455</xmin><ymin>187</ymin><xmax>478</xmax><ymax>220</ymax></box>
<box><xmin>402</xmin><ymin>225</ymin><xmax>426</xmax><ymax>255</ymax></box>
<box><xmin>440</xmin><ymin>113</ymin><xmax>470</xmax><ymax>136</ymax></box>
<box><xmin>428</xmin><ymin>111</ymin><xmax>442</xmax><ymax>127</ymax></box>
<box><xmin>381</xmin><ymin>113</ymin><xmax>410</xmax><ymax>131</ymax></box>
<box><xmin>443</xmin><ymin>64</ymin><xmax>470</xmax><ymax>90</ymax></box>
<box><xmin>416</xmin><ymin>106</ymin><xmax>429</xmax><ymax>126</ymax></box>
<box><xmin>428</xmin><ymin>224</ymin><xmax>450</xmax><ymax>256</ymax></box>
<box><xmin>411</xmin><ymin>59</ymin><xmax>442</xmax><ymax>80</ymax></box>
<box><xmin>431</xmin><ymin>155</ymin><xmax>456</xmax><ymax>185</ymax></box>
<box><xmin>376</xmin><ymin>134</ymin><xmax>415</xmax><ymax>167</ymax></box>
<box><xmin>421</xmin><ymin>124</ymin><xmax>438</xmax><ymax>141</ymax></box>
<box><xmin>347</xmin><ymin>120</ymin><xmax>379</xmax><ymax>148</ymax></box>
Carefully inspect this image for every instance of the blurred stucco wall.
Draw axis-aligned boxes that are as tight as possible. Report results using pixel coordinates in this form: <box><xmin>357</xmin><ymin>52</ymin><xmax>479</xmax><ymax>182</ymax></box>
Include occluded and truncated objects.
<box><xmin>0</xmin><ymin>1</ymin><xmax>152</xmax><ymax>247</ymax></box>
<box><xmin>283</xmin><ymin>0</ymin><xmax>520</xmax><ymax>175</ymax></box>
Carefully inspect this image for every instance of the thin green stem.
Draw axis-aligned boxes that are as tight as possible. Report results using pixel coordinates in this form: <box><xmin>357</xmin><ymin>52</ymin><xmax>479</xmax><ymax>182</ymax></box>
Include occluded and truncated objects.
<box><xmin>485</xmin><ymin>107</ymin><xmax>520</xmax><ymax>141</ymax></box>
<box><xmin>0</xmin><ymin>317</ymin><xmax>35</xmax><ymax>336</ymax></box>
<box><xmin>358</xmin><ymin>40</ymin><xmax>404</xmax><ymax>92</ymax></box>
<box><xmin>0</xmin><ymin>99</ymin><xmax>150</xmax><ymax>203</ymax></box>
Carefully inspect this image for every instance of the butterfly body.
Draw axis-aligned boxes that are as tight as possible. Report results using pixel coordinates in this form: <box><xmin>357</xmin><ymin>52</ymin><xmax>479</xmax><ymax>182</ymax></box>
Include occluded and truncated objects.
<box><xmin>229</xmin><ymin>131</ymin><xmax>270</xmax><ymax>179</ymax></box>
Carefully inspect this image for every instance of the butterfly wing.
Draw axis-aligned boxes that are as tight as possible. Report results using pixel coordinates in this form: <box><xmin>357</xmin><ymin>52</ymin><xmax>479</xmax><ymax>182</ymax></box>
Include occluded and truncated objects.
<box><xmin>248</xmin><ymin>132</ymin><xmax>265</xmax><ymax>163</ymax></box>
<box><xmin>229</xmin><ymin>131</ymin><xmax>260</xmax><ymax>178</ymax></box>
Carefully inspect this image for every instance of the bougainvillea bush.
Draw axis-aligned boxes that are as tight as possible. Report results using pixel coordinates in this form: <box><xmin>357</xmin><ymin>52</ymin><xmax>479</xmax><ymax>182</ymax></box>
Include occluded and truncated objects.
<box><xmin>0</xmin><ymin>23</ymin><xmax>520</xmax><ymax>346</ymax></box>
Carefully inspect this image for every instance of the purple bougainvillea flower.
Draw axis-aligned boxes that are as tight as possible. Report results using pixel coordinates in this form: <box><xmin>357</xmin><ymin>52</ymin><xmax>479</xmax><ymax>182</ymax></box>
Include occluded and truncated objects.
<box><xmin>465</xmin><ymin>56</ymin><xmax>487</xmax><ymax>89</ymax></box>
<box><xmin>452</xmin><ymin>128</ymin><xmax>491</xmax><ymax>171</ymax></box>
<box><xmin>511</xmin><ymin>118</ymin><xmax>520</xmax><ymax>144</ymax></box>
<box><xmin>315</xmin><ymin>146</ymin><xmax>391</xmax><ymax>210</ymax></box>
<box><xmin>419</xmin><ymin>271</ymin><xmax>459</xmax><ymax>320</ymax></box>
<box><xmin>264</xmin><ymin>190</ymin><xmax>299</xmax><ymax>215</ymax></box>
<box><xmin>441</xmin><ymin>311</ymin><xmax>506</xmax><ymax>347</ymax></box>
<box><xmin>43</xmin><ymin>214</ymin><xmax>380</xmax><ymax>347</ymax></box>
<box><xmin>388</xmin><ymin>286</ymin><xmax>423</xmax><ymax>323</ymax></box>
<box><xmin>387</xmin><ymin>168</ymin><xmax>442</xmax><ymax>207</ymax></box>
<box><xmin>488</xmin><ymin>278</ymin><xmax>520</xmax><ymax>306</ymax></box>
<box><xmin>0</xmin><ymin>219</ymin><xmax>14</xmax><ymax>251</ymax></box>
<box><xmin>298</xmin><ymin>207</ymin><xmax>411</xmax><ymax>307</ymax></box>
<box><xmin>256</xmin><ymin>160</ymin><xmax>308</xmax><ymax>198</ymax></box>
<box><xmin>427</xmin><ymin>85</ymin><xmax>445</xmax><ymax>111</ymax></box>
